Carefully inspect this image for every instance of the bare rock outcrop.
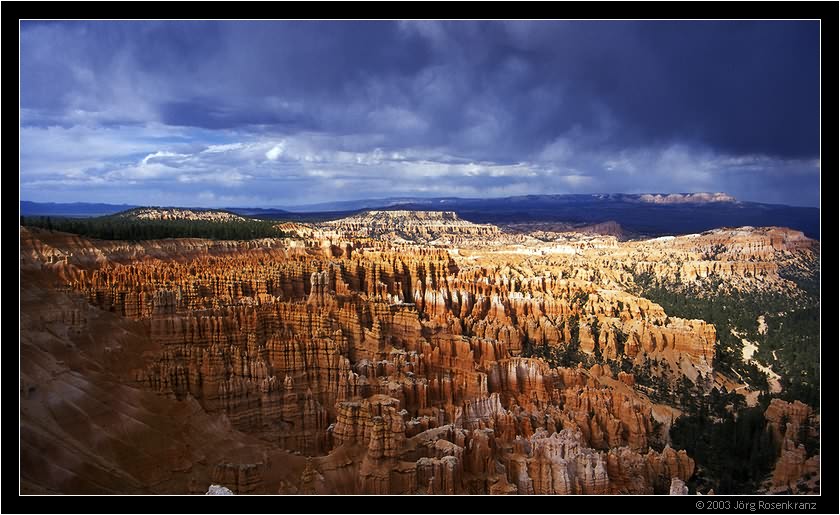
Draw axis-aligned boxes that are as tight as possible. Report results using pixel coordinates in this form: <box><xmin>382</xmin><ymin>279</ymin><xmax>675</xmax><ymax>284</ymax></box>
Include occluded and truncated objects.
<box><xmin>20</xmin><ymin>220</ymin><xmax>817</xmax><ymax>495</ymax></box>
<box><xmin>206</xmin><ymin>484</ymin><xmax>235</xmax><ymax>495</ymax></box>
<box><xmin>764</xmin><ymin>399</ymin><xmax>819</xmax><ymax>491</ymax></box>
<box><xmin>669</xmin><ymin>477</ymin><xmax>689</xmax><ymax>495</ymax></box>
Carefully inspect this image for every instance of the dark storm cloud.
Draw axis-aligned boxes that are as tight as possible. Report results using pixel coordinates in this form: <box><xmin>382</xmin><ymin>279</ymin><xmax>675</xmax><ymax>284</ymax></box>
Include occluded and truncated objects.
<box><xmin>606</xmin><ymin>21</ymin><xmax>819</xmax><ymax>158</ymax></box>
<box><xmin>158</xmin><ymin>98</ymin><xmax>320</xmax><ymax>130</ymax></box>
<box><xmin>20</xmin><ymin>20</ymin><xmax>820</xmax><ymax>207</ymax></box>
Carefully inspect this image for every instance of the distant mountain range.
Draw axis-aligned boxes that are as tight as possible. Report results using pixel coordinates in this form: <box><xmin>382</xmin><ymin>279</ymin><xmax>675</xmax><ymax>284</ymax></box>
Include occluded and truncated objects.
<box><xmin>276</xmin><ymin>193</ymin><xmax>819</xmax><ymax>239</ymax></box>
<box><xmin>284</xmin><ymin>193</ymin><xmax>742</xmax><ymax>212</ymax></box>
<box><xmin>21</xmin><ymin>193</ymin><xmax>820</xmax><ymax>239</ymax></box>
<box><xmin>20</xmin><ymin>201</ymin><xmax>139</xmax><ymax>217</ymax></box>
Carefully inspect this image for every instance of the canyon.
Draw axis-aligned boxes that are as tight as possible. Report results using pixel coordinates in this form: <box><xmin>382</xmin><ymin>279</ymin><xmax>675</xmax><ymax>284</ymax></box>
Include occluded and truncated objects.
<box><xmin>19</xmin><ymin>210</ymin><xmax>820</xmax><ymax>495</ymax></box>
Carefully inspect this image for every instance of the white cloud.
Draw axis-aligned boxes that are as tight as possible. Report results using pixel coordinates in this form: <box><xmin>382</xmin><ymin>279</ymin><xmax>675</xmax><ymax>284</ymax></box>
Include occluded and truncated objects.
<box><xmin>203</xmin><ymin>143</ymin><xmax>246</xmax><ymax>154</ymax></box>
<box><xmin>177</xmin><ymin>170</ymin><xmax>249</xmax><ymax>185</ymax></box>
<box><xmin>20</xmin><ymin>122</ymin><xmax>820</xmax><ymax>208</ymax></box>
<box><xmin>141</xmin><ymin>151</ymin><xmax>189</xmax><ymax>165</ymax></box>
<box><xmin>265</xmin><ymin>143</ymin><xmax>286</xmax><ymax>161</ymax></box>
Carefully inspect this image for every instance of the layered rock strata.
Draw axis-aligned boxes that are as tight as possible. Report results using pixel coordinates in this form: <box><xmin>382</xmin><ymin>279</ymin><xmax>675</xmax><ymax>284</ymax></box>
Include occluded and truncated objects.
<box><xmin>19</xmin><ymin>221</ymin><xmax>817</xmax><ymax>494</ymax></box>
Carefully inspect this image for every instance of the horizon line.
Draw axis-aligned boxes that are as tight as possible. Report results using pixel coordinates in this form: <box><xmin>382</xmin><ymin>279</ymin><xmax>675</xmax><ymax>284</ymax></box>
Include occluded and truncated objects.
<box><xmin>19</xmin><ymin>192</ymin><xmax>823</xmax><ymax>211</ymax></box>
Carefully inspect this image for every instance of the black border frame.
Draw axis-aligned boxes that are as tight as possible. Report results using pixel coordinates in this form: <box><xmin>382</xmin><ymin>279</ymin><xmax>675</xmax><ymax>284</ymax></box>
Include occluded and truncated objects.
<box><xmin>5</xmin><ymin>2</ymin><xmax>836</xmax><ymax>514</ymax></box>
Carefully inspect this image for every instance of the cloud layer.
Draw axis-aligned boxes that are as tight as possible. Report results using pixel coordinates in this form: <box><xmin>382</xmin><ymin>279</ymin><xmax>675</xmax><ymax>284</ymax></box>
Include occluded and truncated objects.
<box><xmin>20</xmin><ymin>21</ymin><xmax>821</xmax><ymax>207</ymax></box>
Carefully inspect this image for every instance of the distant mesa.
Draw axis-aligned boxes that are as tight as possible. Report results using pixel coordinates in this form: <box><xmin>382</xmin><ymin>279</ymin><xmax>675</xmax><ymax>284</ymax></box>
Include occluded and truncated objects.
<box><xmin>336</xmin><ymin>210</ymin><xmax>463</xmax><ymax>222</ymax></box>
<box><xmin>325</xmin><ymin>210</ymin><xmax>500</xmax><ymax>243</ymax></box>
<box><xmin>115</xmin><ymin>207</ymin><xmax>248</xmax><ymax>222</ymax></box>
<box><xmin>636</xmin><ymin>192</ymin><xmax>737</xmax><ymax>204</ymax></box>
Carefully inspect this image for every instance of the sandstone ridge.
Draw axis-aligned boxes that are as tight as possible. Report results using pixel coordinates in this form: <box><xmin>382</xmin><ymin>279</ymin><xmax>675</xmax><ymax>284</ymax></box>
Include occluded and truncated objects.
<box><xmin>116</xmin><ymin>207</ymin><xmax>248</xmax><ymax>222</ymax></box>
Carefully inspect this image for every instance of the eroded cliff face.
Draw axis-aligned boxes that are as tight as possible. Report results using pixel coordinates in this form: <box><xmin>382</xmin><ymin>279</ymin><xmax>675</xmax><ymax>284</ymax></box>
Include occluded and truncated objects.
<box><xmin>19</xmin><ymin>275</ymin><xmax>295</xmax><ymax>494</ymax></box>
<box><xmin>763</xmin><ymin>399</ymin><xmax>820</xmax><ymax>492</ymax></box>
<box><xmin>621</xmin><ymin>227</ymin><xmax>816</xmax><ymax>292</ymax></box>
<box><xmin>324</xmin><ymin>210</ymin><xmax>500</xmax><ymax>245</ymax></box>
<box><xmin>18</xmin><ymin>220</ymin><xmax>818</xmax><ymax>494</ymax></box>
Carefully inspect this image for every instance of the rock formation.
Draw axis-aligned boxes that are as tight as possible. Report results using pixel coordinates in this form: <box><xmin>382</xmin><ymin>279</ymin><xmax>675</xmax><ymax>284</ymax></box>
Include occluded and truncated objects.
<box><xmin>117</xmin><ymin>207</ymin><xmax>248</xmax><ymax>222</ymax></box>
<box><xmin>324</xmin><ymin>210</ymin><xmax>500</xmax><ymax>244</ymax></box>
<box><xmin>18</xmin><ymin>218</ymin><xmax>818</xmax><ymax>495</ymax></box>
<box><xmin>669</xmin><ymin>478</ymin><xmax>689</xmax><ymax>494</ymax></box>
<box><xmin>206</xmin><ymin>485</ymin><xmax>235</xmax><ymax>495</ymax></box>
<box><xmin>764</xmin><ymin>399</ymin><xmax>820</xmax><ymax>492</ymax></box>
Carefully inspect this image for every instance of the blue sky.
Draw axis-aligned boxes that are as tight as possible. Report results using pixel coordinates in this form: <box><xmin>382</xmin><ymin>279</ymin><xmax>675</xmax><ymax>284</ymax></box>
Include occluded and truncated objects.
<box><xmin>20</xmin><ymin>21</ymin><xmax>820</xmax><ymax>208</ymax></box>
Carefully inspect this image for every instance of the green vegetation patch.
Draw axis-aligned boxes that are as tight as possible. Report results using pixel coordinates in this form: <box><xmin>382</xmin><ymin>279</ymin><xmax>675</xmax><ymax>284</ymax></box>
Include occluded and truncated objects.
<box><xmin>671</xmin><ymin>394</ymin><xmax>778</xmax><ymax>494</ymax></box>
<box><xmin>633</xmin><ymin>270</ymin><xmax>819</xmax><ymax>408</ymax></box>
<box><xmin>635</xmin><ymin>266</ymin><xmax>819</xmax><ymax>494</ymax></box>
<box><xmin>21</xmin><ymin>214</ymin><xmax>289</xmax><ymax>241</ymax></box>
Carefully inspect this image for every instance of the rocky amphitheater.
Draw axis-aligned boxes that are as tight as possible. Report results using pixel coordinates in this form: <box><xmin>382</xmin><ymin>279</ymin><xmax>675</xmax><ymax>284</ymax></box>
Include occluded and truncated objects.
<box><xmin>19</xmin><ymin>211</ymin><xmax>819</xmax><ymax>494</ymax></box>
